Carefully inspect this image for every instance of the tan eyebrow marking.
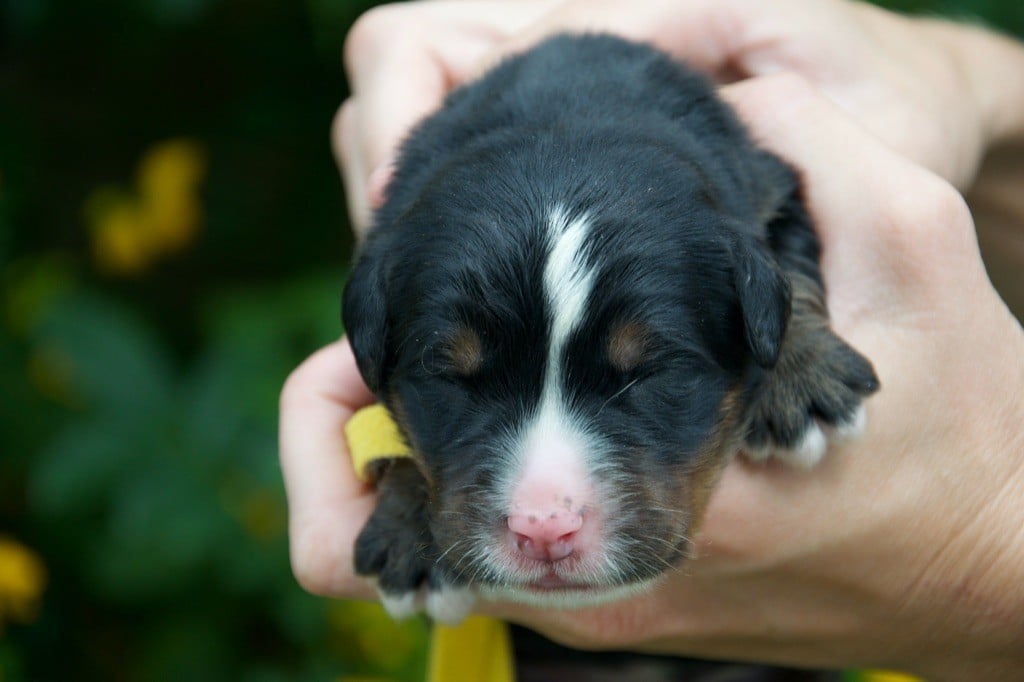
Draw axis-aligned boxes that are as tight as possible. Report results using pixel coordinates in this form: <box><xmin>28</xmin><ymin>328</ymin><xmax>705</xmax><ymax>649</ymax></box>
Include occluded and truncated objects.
<box><xmin>607</xmin><ymin>321</ymin><xmax>649</xmax><ymax>373</ymax></box>
<box><xmin>446</xmin><ymin>326</ymin><xmax>484</xmax><ymax>376</ymax></box>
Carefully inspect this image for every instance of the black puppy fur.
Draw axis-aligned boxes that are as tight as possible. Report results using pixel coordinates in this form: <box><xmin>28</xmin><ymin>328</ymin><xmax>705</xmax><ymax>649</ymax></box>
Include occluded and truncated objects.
<box><xmin>343</xmin><ymin>34</ymin><xmax>878</xmax><ymax>621</ymax></box>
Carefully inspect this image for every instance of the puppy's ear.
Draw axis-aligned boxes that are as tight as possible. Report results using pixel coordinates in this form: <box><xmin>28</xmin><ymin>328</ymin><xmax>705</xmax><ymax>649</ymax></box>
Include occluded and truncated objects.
<box><xmin>730</xmin><ymin>235</ymin><xmax>791</xmax><ymax>369</ymax></box>
<box><xmin>342</xmin><ymin>244</ymin><xmax>391</xmax><ymax>394</ymax></box>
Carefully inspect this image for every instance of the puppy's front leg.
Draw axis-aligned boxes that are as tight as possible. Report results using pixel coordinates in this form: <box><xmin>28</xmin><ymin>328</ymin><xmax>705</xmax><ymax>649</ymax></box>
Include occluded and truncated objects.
<box><xmin>354</xmin><ymin>458</ymin><xmax>474</xmax><ymax>623</ymax></box>
<box><xmin>743</xmin><ymin>193</ymin><xmax>880</xmax><ymax>467</ymax></box>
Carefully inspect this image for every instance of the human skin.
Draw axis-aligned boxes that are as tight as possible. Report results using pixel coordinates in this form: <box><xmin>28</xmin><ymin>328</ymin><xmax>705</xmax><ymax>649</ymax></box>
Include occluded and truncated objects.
<box><xmin>281</xmin><ymin>1</ymin><xmax>1024</xmax><ymax>678</ymax></box>
<box><xmin>479</xmin><ymin>78</ymin><xmax>1024</xmax><ymax>679</ymax></box>
<box><xmin>336</xmin><ymin>0</ymin><xmax>1024</xmax><ymax>233</ymax></box>
<box><xmin>283</xmin><ymin>75</ymin><xmax>1024</xmax><ymax>679</ymax></box>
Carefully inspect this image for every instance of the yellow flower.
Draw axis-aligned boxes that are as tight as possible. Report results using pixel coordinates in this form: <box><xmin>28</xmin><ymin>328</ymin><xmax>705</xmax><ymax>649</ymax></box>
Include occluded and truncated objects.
<box><xmin>0</xmin><ymin>537</ymin><xmax>47</xmax><ymax>634</ymax></box>
<box><xmin>84</xmin><ymin>138</ymin><xmax>207</xmax><ymax>276</ymax></box>
<box><xmin>85</xmin><ymin>189</ymin><xmax>151</xmax><ymax>275</ymax></box>
<box><xmin>137</xmin><ymin>139</ymin><xmax>206</xmax><ymax>254</ymax></box>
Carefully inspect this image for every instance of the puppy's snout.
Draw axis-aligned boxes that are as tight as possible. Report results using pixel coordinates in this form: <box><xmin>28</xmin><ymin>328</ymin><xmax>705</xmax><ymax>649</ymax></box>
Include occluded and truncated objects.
<box><xmin>505</xmin><ymin>425</ymin><xmax>601</xmax><ymax>565</ymax></box>
<box><xmin>508</xmin><ymin>510</ymin><xmax>583</xmax><ymax>562</ymax></box>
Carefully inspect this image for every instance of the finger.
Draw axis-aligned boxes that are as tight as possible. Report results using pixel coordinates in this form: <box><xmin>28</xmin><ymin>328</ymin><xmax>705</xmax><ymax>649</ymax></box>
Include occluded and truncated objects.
<box><xmin>333</xmin><ymin>99</ymin><xmax>372</xmax><ymax>233</ymax></box>
<box><xmin>352</xmin><ymin>50</ymin><xmax>449</xmax><ymax>178</ymax></box>
<box><xmin>696</xmin><ymin>76</ymin><xmax>973</xmax><ymax>564</ymax></box>
<box><xmin>717</xmin><ymin>74</ymin><xmax>963</xmax><ymax>300</ymax></box>
<box><xmin>343</xmin><ymin>2</ymin><xmax>552</xmax><ymax>191</ymax></box>
<box><xmin>279</xmin><ymin>338</ymin><xmax>377</xmax><ymax>598</ymax></box>
<box><xmin>366</xmin><ymin>161</ymin><xmax>394</xmax><ymax>212</ymax></box>
<box><xmin>720</xmin><ymin>74</ymin><xmax>945</xmax><ymax>231</ymax></box>
<box><xmin>475</xmin><ymin>0</ymin><xmax>745</xmax><ymax>79</ymax></box>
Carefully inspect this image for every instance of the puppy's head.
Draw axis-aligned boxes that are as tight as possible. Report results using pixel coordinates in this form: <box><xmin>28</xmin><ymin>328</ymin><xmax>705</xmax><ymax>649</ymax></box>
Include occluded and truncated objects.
<box><xmin>343</xmin><ymin>137</ymin><xmax>790</xmax><ymax>606</ymax></box>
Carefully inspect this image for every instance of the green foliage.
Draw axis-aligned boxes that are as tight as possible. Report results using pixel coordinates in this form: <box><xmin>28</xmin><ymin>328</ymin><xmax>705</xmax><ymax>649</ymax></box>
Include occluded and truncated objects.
<box><xmin>9</xmin><ymin>278</ymin><xmax>429</xmax><ymax>680</ymax></box>
<box><xmin>881</xmin><ymin>0</ymin><xmax>1023</xmax><ymax>34</ymax></box>
<box><xmin>0</xmin><ymin>0</ymin><xmax>432</xmax><ymax>677</ymax></box>
<box><xmin>0</xmin><ymin>0</ymin><xmax>1020</xmax><ymax>679</ymax></box>
<box><xmin>2</xmin><ymin>273</ymin><xmax>432</xmax><ymax>679</ymax></box>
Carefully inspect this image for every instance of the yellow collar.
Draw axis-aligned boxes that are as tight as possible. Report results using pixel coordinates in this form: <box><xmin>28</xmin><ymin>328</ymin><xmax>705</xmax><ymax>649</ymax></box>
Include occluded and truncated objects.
<box><xmin>345</xmin><ymin>404</ymin><xmax>514</xmax><ymax>682</ymax></box>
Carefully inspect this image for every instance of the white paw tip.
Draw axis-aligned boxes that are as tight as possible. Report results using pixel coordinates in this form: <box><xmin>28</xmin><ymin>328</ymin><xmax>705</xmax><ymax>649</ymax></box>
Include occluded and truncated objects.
<box><xmin>781</xmin><ymin>423</ymin><xmax>827</xmax><ymax>469</ymax></box>
<box><xmin>834</xmin><ymin>404</ymin><xmax>867</xmax><ymax>441</ymax></box>
<box><xmin>426</xmin><ymin>586</ymin><xmax>476</xmax><ymax>625</ymax></box>
<box><xmin>380</xmin><ymin>590</ymin><xmax>419</xmax><ymax>620</ymax></box>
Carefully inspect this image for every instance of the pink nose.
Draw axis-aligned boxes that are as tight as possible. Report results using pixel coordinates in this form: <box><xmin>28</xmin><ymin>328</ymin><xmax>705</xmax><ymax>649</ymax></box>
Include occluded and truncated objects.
<box><xmin>507</xmin><ymin>510</ymin><xmax>583</xmax><ymax>562</ymax></box>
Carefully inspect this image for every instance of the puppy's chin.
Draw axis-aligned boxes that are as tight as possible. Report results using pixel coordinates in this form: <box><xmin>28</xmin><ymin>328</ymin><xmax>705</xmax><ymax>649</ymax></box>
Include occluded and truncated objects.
<box><xmin>480</xmin><ymin>576</ymin><xmax>662</xmax><ymax>610</ymax></box>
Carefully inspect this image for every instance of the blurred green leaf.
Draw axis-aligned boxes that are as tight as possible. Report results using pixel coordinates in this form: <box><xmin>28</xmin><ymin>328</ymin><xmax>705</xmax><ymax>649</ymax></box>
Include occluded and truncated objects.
<box><xmin>135</xmin><ymin>612</ymin><xmax>232</xmax><ymax>681</ymax></box>
<box><xmin>0</xmin><ymin>639</ymin><xmax>26</xmax><ymax>682</ymax></box>
<box><xmin>35</xmin><ymin>292</ymin><xmax>174</xmax><ymax>414</ymax></box>
<box><xmin>3</xmin><ymin>256</ymin><xmax>79</xmax><ymax>336</ymax></box>
<box><xmin>200</xmin><ymin>273</ymin><xmax>343</xmax><ymax>418</ymax></box>
<box><xmin>28</xmin><ymin>417</ymin><xmax>146</xmax><ymax>517</ymax></box>
<box><xmin>107</xmin><ymin>459</ymin><xmax>231</xmax><ymax>563</ymax></box>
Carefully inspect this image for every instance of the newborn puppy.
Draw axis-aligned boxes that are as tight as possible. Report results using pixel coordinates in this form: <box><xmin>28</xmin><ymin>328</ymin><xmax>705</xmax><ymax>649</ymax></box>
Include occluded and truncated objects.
<box><xmin>342</xmin><ymin>34</ymin><xmax>878</xmax><ymax>623</ymax></box>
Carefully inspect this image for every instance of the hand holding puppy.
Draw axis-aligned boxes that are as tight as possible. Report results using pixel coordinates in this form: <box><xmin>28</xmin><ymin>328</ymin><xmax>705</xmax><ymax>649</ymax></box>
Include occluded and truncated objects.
<box><xmin>283</xmin><ymin>1</ymin><xmax>1024</xmax><ymax>678</ymax></box>
<box><xmin>337</xmin><ymin>0</ymin><xmax>1024</xmax><ymax>232</ymax></box>
<box><xmin>480</xmin><ymin>75</ymin><xmax>1024</xmax><ymax>680</ymax></box>
<box><xmin>283</xmin><ymin>71</ymin><xmax>1024</xmax><ymax>678</ymax></box>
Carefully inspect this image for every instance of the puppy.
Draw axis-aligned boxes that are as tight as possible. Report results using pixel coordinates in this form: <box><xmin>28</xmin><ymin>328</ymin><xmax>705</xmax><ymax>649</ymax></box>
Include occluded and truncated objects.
<box><xmin>342</xmin><ymin>34</ymin><xmax>878</xmax><ymax>623</ymax></box>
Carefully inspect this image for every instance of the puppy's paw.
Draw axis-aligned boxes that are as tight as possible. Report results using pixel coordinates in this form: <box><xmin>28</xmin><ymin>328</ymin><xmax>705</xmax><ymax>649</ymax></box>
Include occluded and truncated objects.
<box><xmin>744</xmin><ymin>326</ymin><xmax>878</xmax><ymax>469</ymax></box>
<box><xmin>361</xmin><ymin>538</ymin><xmax>475</xmax><ymax>623</ymax></box>
<box><xmin>375</xmin><ymin>583</ymin><xmax>475</xmax><ymax>624</ymax></box>
<box><xmin>425</xmin><ymin>583</ymin><xmax>476</xmax><ymax>625</ymax></box>
<box><xmin>354</xmin><ymin>458</ymin><xmax>474</xmax><ymax>623</ymax></box>
<box><xmin>379</xmin><ymin>588</ymin><xmax>422</xmax><ymax>621</ymax></box>
<box><xmin>355</xmin><ymin>507</ymin><xmax>430</xmax><ymax>621</ymax></box>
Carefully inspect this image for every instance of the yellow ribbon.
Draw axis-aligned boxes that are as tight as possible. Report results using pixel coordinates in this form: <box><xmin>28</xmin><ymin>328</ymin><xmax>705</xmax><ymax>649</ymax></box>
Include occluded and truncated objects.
<box><xmin>345</xmin><ymin>404</ymin><xmax>515</xmax><ymax>682</ymax></box>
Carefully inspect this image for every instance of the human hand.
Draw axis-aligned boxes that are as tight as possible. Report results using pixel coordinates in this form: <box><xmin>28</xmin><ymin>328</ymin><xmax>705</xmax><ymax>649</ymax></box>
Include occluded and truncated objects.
<box><xmin>470</xmin><ymin>76</ymin><xmax>1024</xmax><ymax>679</ymax></box>
<box><xmin>285</xmin><ymin>69</ymin><xmax>1024</xmax><ymax>677</ymax></box>
<box><xmin>337</xmin><ymin>0</ymin><xmax>1024</xmax><ymax>233</ymax></box>
<box><xmin>335</xmin><ymin>0</ymin><xmax>554</xmax><ymax>232</ymax></box>
<box><xmin>279</xmin><ymin>338</ymin><xmax>377</xmax><ymax>601</ymax></box>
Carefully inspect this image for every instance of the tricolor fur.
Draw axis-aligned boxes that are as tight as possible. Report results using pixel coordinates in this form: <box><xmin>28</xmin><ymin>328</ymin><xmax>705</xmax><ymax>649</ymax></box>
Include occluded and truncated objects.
<box><xmin>343</xmin><ymin>34</ymin><xmax>878</xmax><ymax>622</ymax></box>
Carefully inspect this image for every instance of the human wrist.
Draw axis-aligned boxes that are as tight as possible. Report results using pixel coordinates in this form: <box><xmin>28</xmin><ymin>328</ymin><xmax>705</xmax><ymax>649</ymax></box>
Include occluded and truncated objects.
<box><xmin>907</xmin><ymin>318</ymin><xmax>1024</xmax><ymax>680</ymax></box>
<box><xmin>909</xmin><ymin>474</ymin><xmax>1024</xmax><ymax>681</ymax></box>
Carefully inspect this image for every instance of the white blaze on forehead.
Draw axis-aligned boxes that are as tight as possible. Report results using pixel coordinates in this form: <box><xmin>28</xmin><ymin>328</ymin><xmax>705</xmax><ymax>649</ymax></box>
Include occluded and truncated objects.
<box><xmin>543</xmin><ymin>206</ymin><xmax>595</xmax><ymax>353</ymax></box>
<box><xmin>501</xmin><ymin>206</ymin><xmax>599</xmax><ymax>512</ymax></box>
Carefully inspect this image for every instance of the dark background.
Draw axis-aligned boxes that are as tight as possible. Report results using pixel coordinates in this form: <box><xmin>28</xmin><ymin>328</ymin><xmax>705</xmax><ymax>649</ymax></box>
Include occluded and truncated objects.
<box><xmin>1</xmin><ymin>1</ymin><xmax>1020</xmax><ymax>679</ymax></box>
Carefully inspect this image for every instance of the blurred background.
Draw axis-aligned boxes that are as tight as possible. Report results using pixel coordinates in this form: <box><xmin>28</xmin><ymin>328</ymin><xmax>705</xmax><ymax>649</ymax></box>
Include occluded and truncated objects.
<box><xmin>1</xmin><ymin>1</ymin><xmax>1021</xmax><ymax>680</ymax></box>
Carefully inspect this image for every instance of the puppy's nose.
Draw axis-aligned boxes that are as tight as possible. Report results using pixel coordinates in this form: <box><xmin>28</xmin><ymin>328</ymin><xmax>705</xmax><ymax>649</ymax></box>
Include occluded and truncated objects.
<box><xmin>507</xmin><ymin>510</ymin><xmax>583</xmax><ymax>562</ymax></box>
